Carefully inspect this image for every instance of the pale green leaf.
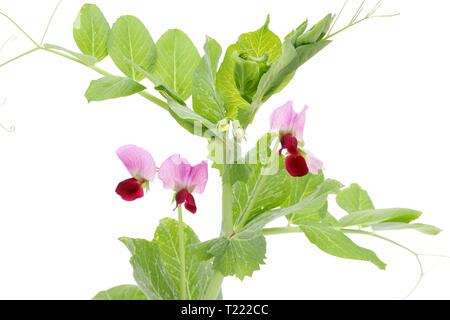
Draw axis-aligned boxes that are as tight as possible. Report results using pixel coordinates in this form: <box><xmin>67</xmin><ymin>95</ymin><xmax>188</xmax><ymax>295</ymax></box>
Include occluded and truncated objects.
<box><xmin>152</xmin><ymin>29</ymin><xmax>200</xmax><ymax>100</ymax></box>
<box><xmin>119</xmin><ymin>237</ymin><xmax>179</xmax><ymax>300</ymax></box>
<box><xmin>108</xmin><ymin>15</ymin><xmax>157</xmax><ymax>81</ymax></box>
<box><xmin>371</xmin><ymin>222</ymin><xmax>442</xmax><ymax>236</ymax></box>
<box><xmin>337</xmin><ymin>208</ymin><xmax>422</xmax><ymax>228</ymax></box>
<box><xmin>336</xmin><ymin>183</ymin><xmax>374</xmax><ymax>214</ymax></box>
<box><xmin>84</xmin><ymin>76</ymin><xmax>146</xmax><ymax>102</ymax></box>
<box><xmin>208</xmin><ymin>231</ymin><xmax>266</xmax><ymax>280</ymax></box>
<box><xmin>232</xmin><ymin>157</ymin><xmax>290</xmax><ymax>226</ymax></box>
<box><xmin>154</xmin><ymin>218</ymin><xmax>213</xmax><ymax>300</ymax></box>
<box><xmin>216</xmin><ymin>45</ymin><xmax>250</xmax><ymax>117</ymax></box>
<box><xmin>192</xmin><ymin>36</ymin><xmax>226</xmax><ymax>123</ymax></box>
<box><xmin>243</xmin><ymin>179</ymin><xmax>343</xmax><ymax>232</ymax></box>
<box><xmin>73</xmin><ymin>4</ymin><xmax>110</xmax><ymax>62</ymax></box>
<box><xmin>283</xmin><ymin>171</ymin><xmax>326</xmax><ymax>224</ymax></box>
<box><xmin>216</xmin><ymin>16</ymin><xmax>281</xmax><ymax>118</ymax></box>
<box><xmin>92</xmin><ymin>284</ymin><xmax>148</xmax><ymax>300</ymax></box>
<box><xmin>298</xmin><ymin>222</ymin><xmax>386</xmax><ymax>269</ymax></box>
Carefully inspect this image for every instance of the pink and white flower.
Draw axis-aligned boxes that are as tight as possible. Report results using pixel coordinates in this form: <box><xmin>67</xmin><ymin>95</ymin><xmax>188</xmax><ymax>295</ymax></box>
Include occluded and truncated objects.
<box><xmin>115</xmin><ymin>144</ymin><xmax>156</xmax><ymax>201</ymax></box>
<box><xmin>270</xmin><ymin>101</ymin><xmax>323</xmax><ymax>177</ymax></box>
<box><xmin>158</xmin><ymin>154</ymin><xmax>208</xmax><ymax>214</ymax></box>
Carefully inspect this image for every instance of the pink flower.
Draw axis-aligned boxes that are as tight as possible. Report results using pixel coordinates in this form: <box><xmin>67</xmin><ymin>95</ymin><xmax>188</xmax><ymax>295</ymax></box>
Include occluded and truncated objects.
<box><xmin>270</xmin><ymin>101</ymin><xmax>323</xmax><ymax>177</ymax></box>
<box><xmin>158</xmin><ymin>154</ymin><xmax>208</xmax><ymax>214</ymax></box>
<box><xmin>115</xmin><ymin>145</ymin><xmax>156</xmax><ymax>201</ymax></box>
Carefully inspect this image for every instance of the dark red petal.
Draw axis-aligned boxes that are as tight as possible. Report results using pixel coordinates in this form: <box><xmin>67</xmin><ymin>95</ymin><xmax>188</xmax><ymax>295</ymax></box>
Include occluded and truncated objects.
<box><xmin>285</xmin><ymin>154</ymin><xmax>309</xmax><ymax>177</ymax></box>
<box><xmin>116</xmin><ymin>178</ymin><xmax>144</xmax><ymax>201</ymax></box>
<box><xmin>175</xmin><ymin>189</ymin><xmax>189</xmax><ymax>210</ymax></box>
<box><xmin>280</xmin><ymin>133</ymin><xmax>298</xmax><ymax>155</ymax></box>
<box><xmin>184</xmin><ymin>193</ymin><xmax>197</xmax><ymax>214</ymax></box>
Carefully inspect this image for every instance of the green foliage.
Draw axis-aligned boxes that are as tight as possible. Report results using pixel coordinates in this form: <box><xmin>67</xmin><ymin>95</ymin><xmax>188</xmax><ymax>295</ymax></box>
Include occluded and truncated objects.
<box><xmin>239</xmin><ymin>14</ymin><xmax>333</xmax><ymax>128</ymax></box>
<box><xmin>192</xmin><ymin>37</ymin><xmax>226</xmax><ymax>123</ymax></box>
<box><xmin>298</xmin><ymin>222</ymin><xmax>387</xmax><ymax>269</ymax></box>
<box><xmin>336</xmin><ymin>183</ymin><xmax>374</xmax><ymax>213</ymax></box>
<box><xmin>152</xmin><ymin>29</ymin><xmax>201</xmax><ymax>100</ymax></box>
<box><xmin>84</xmin><ymin>76</ymin><xmax>146</xmax><ymax>102</ymax></box>
<box><xmin>73</xmin><ymin>4</ymin><xmax>110</xmax><ymax>62</ymax></box>
<box><xmin>120</xmin><ymin>218</ymin><xmax>213</xmax><ymax>300</ymax></box>
<box><xmin>93</xmin><ymin>284</ymin><xmax>148</xmax><ymax>300</ymax></box>
<box><xmin>244</xmin><ymin>179</ymin><xmax>343</xmax><ymax>232</ymax></box>
<box><xmin>216</xmin><ymin>16</ymin><xmax>281</xmax><ymax>118</ymax></box>
<box><xmin>108</xmin><ymin>15</ymin><xmax>157</xmax><ymax>81</ymax></box>
<box><xmin>283</xmin><ymin>171</ymin><xmax>326</xmax><ymax>225</ymax></box>
<box><xmin>371</xmin><ymin>222</ymin><xmax>442</xmax><ymax>235</ymax></box>
<box><xmin>337</xmin><ymin>208</ymin><xmax>422</xmax><ymax>228</ymax></box>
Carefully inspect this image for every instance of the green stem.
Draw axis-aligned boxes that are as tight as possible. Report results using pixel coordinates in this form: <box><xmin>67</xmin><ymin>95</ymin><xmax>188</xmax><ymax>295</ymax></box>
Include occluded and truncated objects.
<box><xmin>177</xmin><ymin>206</ymin><xmax>187</xmax><ymax>300</ymax></box>
<box><xmin>41</xmin><ymin>47</ymin><xmax>169</xmax><ymax>111</ymax></box>
<box><xmin>0</xmin><ymin>11</ymin><xmax>41</xmax><ymax>48</ymax></box>
<box><xmin>204</xmin><ymin>180</ymin><xmax>233</xmax><ymax>300</ymax></box>
<box><xmin>0</xmin><ymin>47</ymin><xmax>40</xmax><ymax>68</ymax></box>
<box><xmin>263</xmin><ymin>226</ymin><xmax>300</xmax><ymax>236</ymax></box>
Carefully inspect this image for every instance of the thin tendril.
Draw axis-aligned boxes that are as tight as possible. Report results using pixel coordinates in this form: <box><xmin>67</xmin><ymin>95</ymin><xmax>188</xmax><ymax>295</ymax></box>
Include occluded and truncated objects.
<box><xmin>0</xmin><ymin>98</ymin><xmax>15</xmax><ymax>132</ymax></box>
<box><xmin>325</xmin><ymin>0</ymin><xmax>399</xmax><ymax>40</ymax></box>
<box><xmin>0</xmin><ymin>11</ymin><xmax>40</xmax><ymax>48</ymax></box>
<box><xmin>40</xmin><ymin>0</ymin><xmax>63</xmax><ymax>45</ymax></box>
<box><xmin>328</xmin><ymin>0</ymin><xmax>349</xmax><ymax>37</ymax></box>
<box><xmin>341</xmin><ymin>229</ymin><xmax>423</xmax><ymax>299</ymax></box>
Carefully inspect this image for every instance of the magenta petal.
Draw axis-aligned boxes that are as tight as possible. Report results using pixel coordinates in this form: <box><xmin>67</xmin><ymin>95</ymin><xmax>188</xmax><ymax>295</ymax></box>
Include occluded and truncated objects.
<box><xmin>116</xmin><ymin>178</ymin><xmax>144</xmax><ymax>201</ymax></box>
<box><xmin>280</xmin><ymin>134</ymin><xmax>299</xmax><ymax>155</ymax></box>
<box><xmin>187</xmin><ymin>161</ymin><xmax>208</xmax><ymax>194</ymax></box>
<box><xmin>184</xmin><ymin>193</ymin><xmax>197</xmax><ymax>214</ymax></box>
<box><xmin>292</xmin><ymin>105</ymin><xmax>308</xmax><ymax>142</ymax></box>
<box><xmin>158</xmin><ymin>154</ymin><xmax>191</xmax><ymax>191</ymax></box>
<box><xmin>270</xmin><ymin>101</ymin><xmax>295</xmax><ymax>133</ymax></box>
<box><xmin>116</xmin><ymin>145</ymin><xmax>156</xmax><ymax>182</ymax></box>
<box><xmin>304</xmin><ymin>149</ymin><xmax>323</xmax><ymax>174</ymax></box>
<box><xmin>175</xmin><ymin>189</ymin><xmax>189</xmax><ymax>209</ymax></box>
<box><xmin>285</xmin><ymin>154</ymin><xmax>309</xmax><ymax>177</ymax></box>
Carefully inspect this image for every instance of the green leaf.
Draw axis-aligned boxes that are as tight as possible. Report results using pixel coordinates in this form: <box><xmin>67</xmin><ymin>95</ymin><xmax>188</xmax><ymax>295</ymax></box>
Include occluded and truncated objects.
<box><xmin>92</xmin><ymin>285</ymin><xmax>148</xmax><ymax>300</ymax></box>
<box><xmin>216</xmin><ymin>16</ymin><xmax>281</xmax><ymax>118</ymax></box>
<box><xmin>336</xmin><ymin>183</ymin><xmax>374</xmax><ymax>214</ymax></box>
<box><xmin>283</xmin><ymin>171</ymin><xmax>326</xmax><ymax>224</ymax></box>
<box><xmin>232</xmin><ymin>52</ymin><xmax>261</xmax><ymax>102</ymax></box>
<box><xmin>108</xmin><ymin>15</ymin><xmax>157</xmax><ymax>81</ymax></box>
<box><xmin>154</xmin><ymin>218</ymin><xmax>213</xmax><ymax>300</ymax></box>
<box><xmin>298</xmin><ymin>222</ymin><xmax>386</xmax><ymax>270</ymax></box>
<box><xmin>152</xmin><ymin>29</ymin><xmax>200</xmax><ymax>101</ymax></box>
<box><xmin>236</xmin><ymin>15</ymin><xmax>282</xmax><ymax>63</ymax></box>
<box><xmin>243</xmin><ymin>179</ymin><xmax>343</xmax><ymax>232</ymax></box>
<box><xmin>165</xmin><ymin>96</ymin><xmax>222</xmax><ymax>138</ymax></box>
<box><xmin>232</xmin><ymin>148</ymin><xmax>290</xmax><ymax>226</ymax></box>
<box><xmin>371</xmin><ymin>222</ymin><xmax>442</xmax><ymax>236</ymax></box>
<box><xmin>84</xmin><ymin>76</ymin><xmax>146</xmax><ymax>102</ymax></box>
<box><xmin>337</xmin><ymin>208</ymin><xmax>422</xmax><ymax>228</ymax></box>
<box><xmin>216</xmin><ymin>45</ymin><xmax>250</xmax><ymax>118</ymax></box>
<box><xmin>239</xmin><ymin>15</ymin><xmax>333</xmax><ymax>128</ymax></box>
<box><xmin>192</xmin><ymin>36</ymin><xmax>226</xmax><ymax>123</ymax></box>
<box><xmin>119</xmin><ymin>237</ymin><xmax>179</xmax><ymax>300</ymax></box>
<box><xmin>203</xmin><ymin>231</ymin><xmax>266</xmax><ymax>280</ymax></box>
<box><xmin>73</xmin><ymin>4</ymin><xmax>110</xmax><ymax>62</ymax></box>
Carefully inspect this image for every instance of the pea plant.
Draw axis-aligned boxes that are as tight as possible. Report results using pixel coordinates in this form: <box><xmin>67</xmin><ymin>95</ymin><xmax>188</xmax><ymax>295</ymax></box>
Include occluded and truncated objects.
<box><xmin>0</xmin><ymin>1</ymin><xmax>443</xmax><ymax>300</ymax></box>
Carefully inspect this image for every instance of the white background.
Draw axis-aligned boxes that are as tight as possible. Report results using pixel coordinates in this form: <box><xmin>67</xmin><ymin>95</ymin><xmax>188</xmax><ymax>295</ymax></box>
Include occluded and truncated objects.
<box><xmin>0</xmin><ymin>0</ymin><xmax>449</xmax><ymax>300</ymax></box>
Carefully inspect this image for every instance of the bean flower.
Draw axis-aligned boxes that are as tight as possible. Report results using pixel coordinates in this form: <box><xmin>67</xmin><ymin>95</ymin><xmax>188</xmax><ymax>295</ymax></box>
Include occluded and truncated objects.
<box><xmin>270</xmin><ymin>101</ymin><xmax>323</xmax><ymax>177</ymax></box>
<box><xmin>115</xmin><ymin>144</ymin><xmax>156</xmax><ymax>201</ymax></box>
<box><xmin>158</xmin><ymin>154</ymin><xmax>208</xmax><ymax>214</ymax></box>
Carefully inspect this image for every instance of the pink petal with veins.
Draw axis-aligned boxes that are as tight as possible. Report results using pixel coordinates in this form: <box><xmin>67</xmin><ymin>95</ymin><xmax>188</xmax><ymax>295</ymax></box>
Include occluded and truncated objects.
<box><xmin>116</xmin><ymin>145</ymin><xmax>156</xmax><ymax>181</ymax></box>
